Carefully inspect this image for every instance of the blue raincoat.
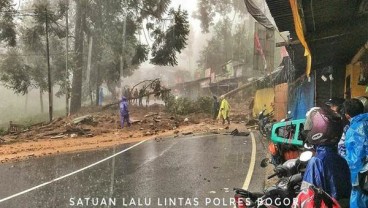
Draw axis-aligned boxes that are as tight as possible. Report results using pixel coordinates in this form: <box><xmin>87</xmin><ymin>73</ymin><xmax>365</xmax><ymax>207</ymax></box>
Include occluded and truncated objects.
<box><xmin>120</xmin><ymin>96</ymin><xmax>129</xmax><ymax>116</ymax></box>
<box><xmin>345</xmin><ymin>113</ymin><xmax>368</xmax><ymax>207</ymax></box>
<box><xmin>119</xmin><ymin>96</ymin><xmax>130</xmax><ymax>127</ymax></box>
<box><xmin>98</xmin><ymin>87</ymin><xmax>104</xmax><ymax>106</ymax></box>
<box><xmin>302</xmin><ymin>145</ymin><xmax>351</xmax><ymax>200</ymax></box>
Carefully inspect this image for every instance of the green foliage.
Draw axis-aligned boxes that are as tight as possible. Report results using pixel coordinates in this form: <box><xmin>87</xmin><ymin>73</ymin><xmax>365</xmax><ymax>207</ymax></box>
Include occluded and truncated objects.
<box><xmin>131</xmin><ymin>45</ymin><xmax>149</xmax><ymax>65</ymax></box>
<box><xmin>0</xmin><ymin>49</ymin><xmax>32</xmax><ymax>94</ymax></box>
<box><xmin>133</xmin><ymin>0</ymin><xmax>171</xmax><ymax>20</ymax></box>
<box><xmin>0</xmin><ymin>127</ymin><xmax>5</xmax><ymax>136</ymax></box>
<box><xmin>194</xmin><ymin>96</ymin><xmax>213</xmax><ymax>114</ymax></box>
<box><xmin>0</xmin><ymin>0</ymin><xmax>191</xmax><ymax>113</ymax></box>
<box><xmin>0</xmin><ymin>0</ymin><xmax>17</xmax><ymax>46</ymax></box>
<box><xmin>193</xmin><ymin>0</ymin><xmax>250</xmax><ymax>74</ymax></box>
<box><xmin>163</xmin><ymin>93</ymin><xmax>213</xmax><ymax>115</ymax></box>
<box><xmin>150</xmin><ymin>7</ymin><xmax>190</xmax><ymax>66</ymax></box>
<box><xmin>193</xmin><ymin>0</ymin><xmax>246</xmax><ymax>33</ymax></box>
<box><xmin>17</xmin><ymin>1</ymin><xmax>67</xmax><ymax>95</ymax></box>
<box><xmin>197</xmin><ymin>20</ymin><xmax>250</xmax><ymax>74</ymax></box>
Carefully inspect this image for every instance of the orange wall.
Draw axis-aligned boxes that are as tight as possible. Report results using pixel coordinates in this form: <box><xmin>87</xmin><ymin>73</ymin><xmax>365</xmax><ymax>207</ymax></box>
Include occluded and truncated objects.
<box><xmin>274</xmin><ymin>83</ymin><xmax>288</xmax><ymax>121</ymax></box>
<box><xmin>345</xmin><ymin>62</ymin><xmax>368</xmax><ymax>98</ymax></box>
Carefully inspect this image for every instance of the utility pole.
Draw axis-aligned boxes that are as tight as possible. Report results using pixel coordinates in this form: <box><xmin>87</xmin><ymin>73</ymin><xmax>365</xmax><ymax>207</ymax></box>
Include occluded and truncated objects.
<box><xmin>65</xmin><ymin>0</ymin><xmax>69</xmax><ymax>116</ymax></box>
<box><xmin>45</xmin><ymin>8</ymin><xmax>53</xmax><ymax>122</ymax></box>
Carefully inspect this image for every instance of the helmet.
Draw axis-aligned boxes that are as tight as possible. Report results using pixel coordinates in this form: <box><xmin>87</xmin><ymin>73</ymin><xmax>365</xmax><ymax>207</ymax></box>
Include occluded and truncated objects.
<box><xmin>325</xmin><ymin>97</ymin><xmax>345</xmax><ymax>114</ymax></box>
<box><xmin>325</xmin><ymin>97</ymin><xmax>345</xmax><ymax>107</ymax></box>
<box><xmin>355</xmin><ymin>96</ymin><xmax>368</xmax><ymax>113</ymax></box>
<box><xmin>304</xmin><ymin>107</ymin><xmax>343</xmax><ymax>145</ymax></box>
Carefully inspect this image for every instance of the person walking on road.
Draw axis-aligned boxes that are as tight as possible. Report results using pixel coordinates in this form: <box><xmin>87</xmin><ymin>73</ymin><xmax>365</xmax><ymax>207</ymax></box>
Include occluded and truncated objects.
<box><xmin>98</xmin><ymin>87</ymin><xmax>104</xmax><ymax>106</ymax></box>
<box><xmin>217</xmin><ymin>95</ymin><xmax>230</xmax><ymax>125</ymax></box>
<box><xmin>119</xmin><ymin>96</ymin><xmax>131</xmax><ymax>128</ymax></box>
<box><xmin>212</xmin><ymin>96</ymin><xmax>220</xmax><ymax>120</ymax></box>
<box><xmin>139</xmin><ymin>88</ymin><xmax>145</xmax><ymax>107</ymax></box>
<box><xmin>133</xmin><ymin>88</ymin><xmax>139</xmax><ymax>105</ymax></box>
<box><xmin>146</xmin><ymin>91</ymin><xmax>150</xmax><ymax>107</ymax></box>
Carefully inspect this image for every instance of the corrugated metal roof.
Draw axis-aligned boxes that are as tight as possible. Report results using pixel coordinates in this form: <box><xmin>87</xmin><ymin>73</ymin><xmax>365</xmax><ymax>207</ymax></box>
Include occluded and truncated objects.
<box><xmin>266</xmin><ymin>0</ymin><xmax>294</xmax><ymax>32</ymax></box>
<box><xmin>265</xmin><ymin>0</ymin><xmax>368</xmax><ymax>69</ymax></box>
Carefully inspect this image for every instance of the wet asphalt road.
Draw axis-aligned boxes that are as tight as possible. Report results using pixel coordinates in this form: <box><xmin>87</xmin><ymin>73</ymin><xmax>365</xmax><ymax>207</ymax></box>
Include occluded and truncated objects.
<box><xmin>0</xmin><ymin>133</ymin><xmax>265</xmax><ymax>208</ymax></box>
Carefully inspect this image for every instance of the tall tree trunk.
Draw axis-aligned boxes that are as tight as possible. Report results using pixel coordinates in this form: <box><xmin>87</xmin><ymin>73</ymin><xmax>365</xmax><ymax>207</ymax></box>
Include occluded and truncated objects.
<box><xmin>65</xmin><ymin>0</ymin><xmax>70</xmax><ymax>116</ymax></box>
<box><xmin>87</xmin><ymin>36</ymin><xmax>93</xmax><ymax>106</ymax></box>
<box><xmin>70</xmin><ymin>0</ymin><xmax>86</xmax><ymax>113</ymax></box>
<box><xmin>40</xmin><ymin>89</ymin><xmax>44</xmax><ymax>113</ymax></box>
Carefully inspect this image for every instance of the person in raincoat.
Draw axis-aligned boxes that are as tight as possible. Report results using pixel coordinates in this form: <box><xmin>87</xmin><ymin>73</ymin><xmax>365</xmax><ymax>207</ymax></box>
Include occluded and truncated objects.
<box><xmin>217</xmin><ymin>95</ymin><xmax>230</xmax><ymax>125</ymax></box>
<box><xmin>212</xmin><ymin>96</ymin><xmax>220</xmax><ymax>120</ymax></box>
<box><xmin>98</xmin><ymin>87</ymin><xmax>104</xmax><ymax>106</ymax></box>
<box><xmin>301</xmin><ymin>107</ymin><xmax>351</xmax><ymax>204</ymax></box>
<box><xmin>325</xmin><ymin>97</ymin><xmax>348</xmax><ymax>157</ymax></box>
<box><xmin>119</xmin><ymin>96</ymin><xmax>131</xmax><ymax>128</ymax></box>
<box><xmin>343</xmin><ymin>98</ymin><xmax>368</xmax><ymax>207</ymax></box>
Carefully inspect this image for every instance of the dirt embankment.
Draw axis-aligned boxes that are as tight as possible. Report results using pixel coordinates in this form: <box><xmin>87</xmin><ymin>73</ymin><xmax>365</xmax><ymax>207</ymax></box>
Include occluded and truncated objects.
<box><xmin>0</xmin><ymin>102</ymin><xmax>253</xmax><ymax>163</ymax></box>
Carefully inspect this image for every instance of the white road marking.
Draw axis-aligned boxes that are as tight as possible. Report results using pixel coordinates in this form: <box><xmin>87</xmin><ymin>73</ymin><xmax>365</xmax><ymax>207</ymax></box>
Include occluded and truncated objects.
<box><xmin>0</xmin><ymin>140</ymin><xmax>147</xmax><ymax>203</ymax></box>
<box><xmin>242</xmin><ymin>132</ymin><xmax>257</xmax><ymax>190</ymax></box>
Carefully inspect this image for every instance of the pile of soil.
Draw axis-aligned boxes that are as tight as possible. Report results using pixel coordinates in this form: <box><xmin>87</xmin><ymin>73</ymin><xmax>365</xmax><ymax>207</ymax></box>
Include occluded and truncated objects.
<box><xmin>0</xmin><ymin>98</ymin><xmax>254</xmax><ymax>163</ymax></box>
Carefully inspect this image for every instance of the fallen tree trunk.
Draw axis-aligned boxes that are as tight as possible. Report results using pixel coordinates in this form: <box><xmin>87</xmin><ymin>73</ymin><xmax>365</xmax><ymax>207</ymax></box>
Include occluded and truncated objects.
<box><xmin>221</xmin><ymin>80</ymin><xmax>256</xmax><ymax>98</ymax></box>
<box><xmin>221</xmin><ymin>68</ymin><xmax>283</xmax><ymax>98</ymax></box>
<box><xmin>102</xmin><ymin>89</ymin><xmax>171</xmax><ymax>110</ymax></box>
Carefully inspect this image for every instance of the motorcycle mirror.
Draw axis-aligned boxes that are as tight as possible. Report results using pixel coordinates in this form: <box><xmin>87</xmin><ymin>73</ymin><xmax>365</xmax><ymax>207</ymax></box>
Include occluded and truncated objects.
<box><xmin>299</xmin><ymin>151</ymin><xmax>313</xmax><ymax>162</ymax></box>
<box><xmin>304</xmin><ymin>143</ymin><xmax>314</xmax><ymax>150</ymax></box>
<box><xmin>260</xmin><ymin>158</ymin><xmax>269</xmax><ymax>168</ymax></box>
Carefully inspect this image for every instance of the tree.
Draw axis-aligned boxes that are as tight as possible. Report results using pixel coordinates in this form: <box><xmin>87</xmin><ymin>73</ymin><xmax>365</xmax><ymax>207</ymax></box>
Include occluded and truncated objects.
<box><xmin>21</xmin><ymin>0</ymin><xmax>67</xmax><ymax>112</ymax></box>
<box><xmin>0</xmin><ymin>0</ymin><xmax>190</xmax><ymax>115</ymax></box>
<box><xmin>70</xmin><ymin>0</ymin><xmax>87</xmax><ymax>113</ymax></box>
<box><xmin>194</xmin><ymin>0</ymin><xmax>251</xmax><ymax>74</ymax></box>
<box><xmin>0</xmin><ymin>0</ymin><xmax>17</xmax><ymax>46</ymax></box>
<box><xmin>193</xmin><ymin>0</ymin><xmax>246</xmax><ymax>33</ymax></box>
<box><xmin>196</xmin><ymin>19</ymin><xmax>249</xmax><ymax>74</ymax></box>
<box><xmin>0</xmin><ymin>49</ymin><xmax>31</xmax><ymax>94</ymax></box>
<box><xmin>69</xmin><ymin>0</ymin><xmax>190</xmax><ymax>113</ymax></box>
<box><xmin>150</xmin><ymin>7</ymin><xmax>190</xmax><ymax>66</ymax></box>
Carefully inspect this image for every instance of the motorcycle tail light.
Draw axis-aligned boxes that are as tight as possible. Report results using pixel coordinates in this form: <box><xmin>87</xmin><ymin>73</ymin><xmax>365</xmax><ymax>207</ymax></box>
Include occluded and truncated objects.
<box><xmin>234</xmin><ymin>194</ymin><xmax>246</xmax><ymax>208</ymax></box>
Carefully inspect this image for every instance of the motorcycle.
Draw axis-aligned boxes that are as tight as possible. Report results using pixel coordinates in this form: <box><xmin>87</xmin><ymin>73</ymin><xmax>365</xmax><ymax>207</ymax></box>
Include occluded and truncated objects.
<box><xmin>258</xmin><ymin>110</ymin><xmax>274</xmax><ymax>137</ymax></box>
<box><xmin>266</xmin><ymin>111</ymin><xmax>302</xmax><ymax>166</ymax></box>
<box><xmin>234</xmin><ymin>151</ymin><xmax>313</xmax><ymax>208</ymax></box>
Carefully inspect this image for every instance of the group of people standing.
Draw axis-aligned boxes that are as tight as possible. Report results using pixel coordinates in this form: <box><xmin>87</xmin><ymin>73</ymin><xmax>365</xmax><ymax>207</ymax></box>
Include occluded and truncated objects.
<box><xmin>299</xmin><ymin>97</ymin><xmax>368</xmax><ymax>207</ymax></box>
<box><xmin>123</xmin><ymin>87</ymin><xmax>150</xmax><ymax>107</ymax></box>
<box><xmin>119</xmin><ymin>87</ymin><xmax>152</xmax><ymax>128</ymax></box>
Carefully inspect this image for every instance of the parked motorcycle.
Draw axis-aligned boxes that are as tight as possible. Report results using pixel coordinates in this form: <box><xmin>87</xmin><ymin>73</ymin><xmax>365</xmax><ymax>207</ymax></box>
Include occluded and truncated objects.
<box><xmin>280</xmin><ymin>111</ymin><xmax>292</xmax><ymax>122</ymax></box>
<box><xmin>258</xmin><ymin>110</ymin><xmax>274</xmax><ymax>137</ymax></box>
<box><xmin>234</xmin><ymin>151</ymin><xmax>313</xmax><ymax>208</ymax></box>
<box><xmin>266</xmin><ymin>111</ymin><xmax>302</xmax><ymax>166</ymax></box>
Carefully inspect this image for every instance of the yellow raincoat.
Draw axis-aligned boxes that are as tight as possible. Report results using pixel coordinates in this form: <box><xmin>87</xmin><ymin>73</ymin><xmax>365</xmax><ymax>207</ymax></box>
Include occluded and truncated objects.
<box><xmin>218</xmin><ymin>98</ymin><xmax>230</xmax><ymax>119</ymax></box>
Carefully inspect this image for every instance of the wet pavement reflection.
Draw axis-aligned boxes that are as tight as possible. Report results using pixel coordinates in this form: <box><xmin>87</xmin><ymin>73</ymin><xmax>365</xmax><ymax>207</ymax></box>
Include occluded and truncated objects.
<box><xmin>0</xmin><ymin>134</ymin><xmax>263</xmax><ymax>208</ymax></box>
